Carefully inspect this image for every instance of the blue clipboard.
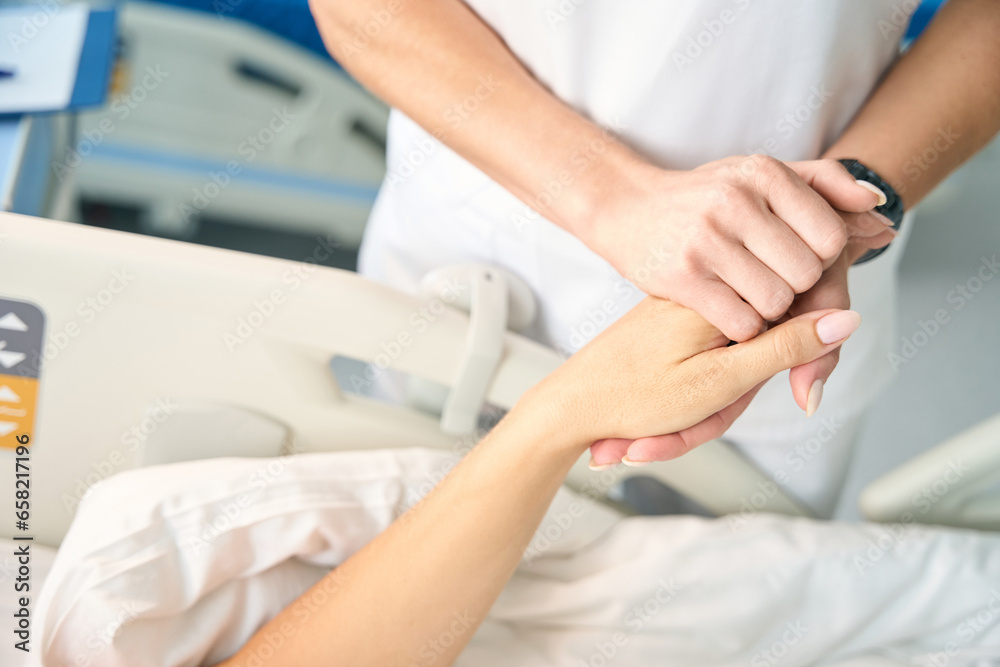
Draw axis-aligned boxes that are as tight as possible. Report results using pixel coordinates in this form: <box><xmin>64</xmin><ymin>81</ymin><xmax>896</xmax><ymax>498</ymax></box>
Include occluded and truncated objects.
<box><xmin>0</xmin><ymin>6</ymin><xmax>117</xmax><ymax>116</ymax></box>
<box><xmin>68</xmin><ymin>8</ymin><xmax>119</xmax><ymax>110</ymax></box>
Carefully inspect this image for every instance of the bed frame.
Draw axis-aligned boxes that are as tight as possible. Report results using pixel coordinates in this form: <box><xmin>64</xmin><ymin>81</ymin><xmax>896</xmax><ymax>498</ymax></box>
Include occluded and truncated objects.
<box><xmin>0</xmin><ymin>212</ymin><xmax>994</xmax><ymax>546</ymax></box>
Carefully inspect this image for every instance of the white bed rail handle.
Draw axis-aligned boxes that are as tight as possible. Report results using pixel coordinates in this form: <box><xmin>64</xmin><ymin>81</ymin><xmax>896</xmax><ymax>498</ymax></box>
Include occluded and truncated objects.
<box><xmin>419</xmin><ymin>265</ymin><xmax>537</xmax><ymax>435</ymax></box>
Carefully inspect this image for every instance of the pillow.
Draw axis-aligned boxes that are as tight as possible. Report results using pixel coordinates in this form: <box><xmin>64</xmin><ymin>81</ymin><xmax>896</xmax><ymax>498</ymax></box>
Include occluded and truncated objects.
<box><xmin>29</xmin><ymin>448</ymin><xmax>619</xmax><ymax>667</ymax></box>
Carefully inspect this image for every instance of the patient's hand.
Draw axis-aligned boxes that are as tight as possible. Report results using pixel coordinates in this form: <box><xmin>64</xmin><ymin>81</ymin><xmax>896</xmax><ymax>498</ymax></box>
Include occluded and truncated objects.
<box><xmin>530</xmin><ymin>298</ymin><xmax>860</xmax><ymax>465</ymax></box>
<box><xmin>214</xmin><ymin>302</ymin><xmax>856</xmax><ymax>667</ymax></box>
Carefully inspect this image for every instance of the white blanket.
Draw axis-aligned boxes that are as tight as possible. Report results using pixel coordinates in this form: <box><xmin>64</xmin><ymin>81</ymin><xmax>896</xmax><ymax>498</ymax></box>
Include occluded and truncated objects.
<box><xmin>29</xmin><ymin>449</ymin><xmax>1000</xmax><ymax>666</ymax></box>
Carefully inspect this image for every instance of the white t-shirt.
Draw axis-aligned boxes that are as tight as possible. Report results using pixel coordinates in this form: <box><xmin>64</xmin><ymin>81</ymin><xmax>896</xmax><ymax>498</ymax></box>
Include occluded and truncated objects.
<box><xmin>358</xmin><ymin>0</ymin><xmax>919</xmax><ymax>511</ymax></box>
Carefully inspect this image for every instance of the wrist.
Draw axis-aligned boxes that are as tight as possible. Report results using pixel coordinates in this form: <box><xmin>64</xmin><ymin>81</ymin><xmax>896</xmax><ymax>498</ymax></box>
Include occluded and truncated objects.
<box><xmin>509</xmin><ymin>377</ymin><xmax>593</xmax><ymax>458</ymax></box>
<box><xmin>557</xmin><ymin>144</ymin><xmax>661</xmax><ymax>246</ymax></box>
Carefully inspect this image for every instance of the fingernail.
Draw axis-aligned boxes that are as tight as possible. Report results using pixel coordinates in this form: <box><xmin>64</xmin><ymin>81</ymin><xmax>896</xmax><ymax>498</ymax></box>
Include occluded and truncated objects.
<box><xmin>871</xmin><ymin>211</ymin><xmax>896</xmax><ymax>227</ymax></box>
<box><xmin>856</xmin><ymin>179</ymin><xmax>887</xmax><ymax>206</ymax></box>
<box><xmin>588</xmin><ymin>457</ymin><xmax>617</xmax><ymax>471</ymax></box>
<box><xmin>806</xmin><ymin>379</ymin><xmax>824</xmax><ymax>417</ymax></box>
<box><xmin>620</xmin><ymin>457</ymin><xmax>651</xmax><ymax>468</ymax></box>
<box><xmin>816</xmin><ymin>310</ymin><xmax>861</xmax><ymax>344</ymax></box>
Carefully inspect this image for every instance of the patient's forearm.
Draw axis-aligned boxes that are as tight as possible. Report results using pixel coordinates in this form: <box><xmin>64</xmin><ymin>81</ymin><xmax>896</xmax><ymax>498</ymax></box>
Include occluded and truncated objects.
<box><xmin>216</xmin><ymin>298</ymin><xmax>858</xmax><ymax>666</ymax></box>
<box><xmin>217</xmin><ymin>388</ymin><xmax>585</xmax><ymax>667</ymax></box>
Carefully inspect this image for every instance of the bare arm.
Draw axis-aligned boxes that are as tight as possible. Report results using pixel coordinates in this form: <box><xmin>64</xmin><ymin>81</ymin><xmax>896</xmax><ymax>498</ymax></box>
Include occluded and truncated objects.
<box><xmin>308</xmin><ymin>0</ymin><xmax>629</xmax><ymax>226</ymax></box>
<box><xmin>635</xmin><ymin>0</ymin><xmax>1000</xmax><ymax>471</ymax></box>
<box><xmin>775</xmin><ymin>0</ymin><xmax>1000</xmax><ymax>433</ymax></box>
<box><xmin>309</xmin><ymin>0</ymin><xmax>887</xmax><ymax>344</ymax></box>
<box><xmin>215</xmin><ymin>299</ymin><xmax>861</xmax><ymax>667</ymax></box>
<box><xmin>823</xmin><ymin>0</ymin><xmax>1000</xmax><ymax>208</ymax></box>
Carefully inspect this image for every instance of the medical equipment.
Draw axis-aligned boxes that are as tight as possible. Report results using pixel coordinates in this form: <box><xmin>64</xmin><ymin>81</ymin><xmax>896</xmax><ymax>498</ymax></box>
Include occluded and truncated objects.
<box><xmin>861</xmin><ymin>413</ymin><xmax>1000</xmax><ymax>530</ymax></box>
<box><xmin>0</xmin><ymin>211</ymin><xmax>800</xmax><ymax>548</ymax></box>
<box><xmin>0</xmin><ymin>210</ymin><xmax>997</xmax><ymax>551</ymax></box>
<box><xmin>0</xmin><ymin>208</ymin><xmax>998</xmax><ymax>667</ymax></box>
<box><xmin>68</xmin><ymin>1</ymin><xmax>388</xmax><ymax>242</ymax></box>
<box><xmin>0</xmin><ymin>113</ymin><xmax>75</xmax><ymax>218</ymax></box>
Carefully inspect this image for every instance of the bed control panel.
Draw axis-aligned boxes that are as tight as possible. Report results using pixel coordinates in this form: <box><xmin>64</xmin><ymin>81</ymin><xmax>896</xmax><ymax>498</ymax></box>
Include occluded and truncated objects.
<box><xmin>0</xmin><ymin>298</ymin><xmax>44</xmax><ymax>451</ymax></box>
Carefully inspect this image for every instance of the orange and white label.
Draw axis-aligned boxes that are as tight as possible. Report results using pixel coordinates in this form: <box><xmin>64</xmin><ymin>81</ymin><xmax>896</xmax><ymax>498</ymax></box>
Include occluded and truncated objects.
<box><xmin>0</xmin><ymin>376</ymin><xmax>38</xmax><ymax>449</ymax></box>
<box><xmin>0</xmin><ymin>299</ymin><xmax>44</xmax><ymax>450</ymax></box>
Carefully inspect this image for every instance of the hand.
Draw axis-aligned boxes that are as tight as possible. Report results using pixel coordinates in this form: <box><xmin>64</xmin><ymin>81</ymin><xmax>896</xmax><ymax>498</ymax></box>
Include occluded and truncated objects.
<box><xmin>785</xmin><ymin>230</ymin><xmax>897</xmax><ymax>415</ymax></box>
<box><xmin>586</xmin><ymin>228</ymin><xmax>894</xmax><ymax>466</ymax></box>
<box><xmin>531</xmin><ymin>298</ymin><xmax>862</xmax><ymax>459</ymax></box>
<box><xmin>583</xmin><ymin>190</ymin><xmax>895</xmax><ymax>466</ymax></box>
<box><xmin>580</xmin><ymin>155</ymin><xmax>894</xmax><ymax>342</ymax></box>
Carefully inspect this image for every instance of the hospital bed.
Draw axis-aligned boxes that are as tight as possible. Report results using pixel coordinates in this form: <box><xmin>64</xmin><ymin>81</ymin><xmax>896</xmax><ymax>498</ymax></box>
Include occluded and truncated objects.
<box><xmin>0</xmin><ymin>210</ymin><xmax>997</xmax><ymax>551</ymax></box>
<box><xmin>0</xmin><ymin>211</ymin><xmax>801</xmax><ymax>549</ymax></box>
<box><xmin>1</xmin><ymin>211</ymin><xmax>1000</xmax><ymax>666</ymax></box>
<box><xmin>69</xmin><ymin>1</ymin><xmax>387</xmax><ymax>241</ymax></box>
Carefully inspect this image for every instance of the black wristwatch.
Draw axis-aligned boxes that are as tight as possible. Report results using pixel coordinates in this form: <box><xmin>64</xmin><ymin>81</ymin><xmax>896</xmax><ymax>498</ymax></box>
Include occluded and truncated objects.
<box><xmin>838</xmin><ymin>159</ymin><xmax>905</xmax><ymax>265</ymax></box>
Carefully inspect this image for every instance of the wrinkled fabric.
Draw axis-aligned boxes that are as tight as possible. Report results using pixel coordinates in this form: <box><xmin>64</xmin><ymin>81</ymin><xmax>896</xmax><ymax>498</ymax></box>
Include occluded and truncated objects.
<box><xmin>30</xmin><ymin>449</ymin><xmax>1000</xmax><ymax>667</ymax></box>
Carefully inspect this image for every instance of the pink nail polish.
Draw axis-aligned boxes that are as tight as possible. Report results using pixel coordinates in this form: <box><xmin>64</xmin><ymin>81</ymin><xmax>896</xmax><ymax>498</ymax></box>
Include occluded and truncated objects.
<box><xmin>816</xmin><ymin>310</ymin><xmax>861</xmax><ymax>345</ymax></box>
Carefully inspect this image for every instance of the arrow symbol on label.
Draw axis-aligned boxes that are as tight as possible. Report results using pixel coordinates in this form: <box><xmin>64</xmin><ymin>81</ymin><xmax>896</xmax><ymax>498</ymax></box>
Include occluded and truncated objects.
<box><xmin>0</xmin><ymin>313</ymin><xmax>27</xmax><ymax>332</ymax></box>
<box><xmin>0</xmin><ymin>342</ymin><xmax>25</xmax><ymax>370</ymax></box>
<box><xmin>0</xmin><ymin>421</ymin><xmax>17</xmax><ymax>437</ymax></box>
<box><xmin>0</xmin><ymin>386</ymin><xmax>19</xmax><ymax>403</ymax></box>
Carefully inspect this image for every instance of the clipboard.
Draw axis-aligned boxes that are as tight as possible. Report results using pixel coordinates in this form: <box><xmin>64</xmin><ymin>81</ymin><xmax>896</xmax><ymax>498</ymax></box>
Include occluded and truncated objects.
<box><xmin>0</xmin><ymin>5</ymin><xmax>117</xmax><ymax>115</ymax></box>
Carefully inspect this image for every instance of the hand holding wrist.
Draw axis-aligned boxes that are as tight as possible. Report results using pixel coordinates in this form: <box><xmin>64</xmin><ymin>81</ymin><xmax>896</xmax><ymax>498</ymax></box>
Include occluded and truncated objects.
<box><xmin>525</xmin><ymin>298</ymin><xmax>861</xmax><ymax>456</ymax></box>
<box><xmin>561</xmin><ymin>155</ymin><xmax>885</xmax><ymax>342</ymax></box>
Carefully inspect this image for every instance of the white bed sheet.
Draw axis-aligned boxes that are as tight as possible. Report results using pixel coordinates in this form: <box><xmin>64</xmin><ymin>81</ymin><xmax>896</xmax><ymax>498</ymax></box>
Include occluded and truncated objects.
<box><xmin>27</xmin><ymin>449</ymin><xmax>1000</xmax><ymax>666</ymax></box>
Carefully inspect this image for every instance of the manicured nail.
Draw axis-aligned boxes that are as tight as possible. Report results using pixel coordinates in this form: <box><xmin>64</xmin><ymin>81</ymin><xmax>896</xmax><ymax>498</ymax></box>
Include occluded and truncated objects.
<box><xmin>872</xmin><ymin>211</ymin><xmax>896</xmax><ymax>227</ymax></box>
<box><xmin>621</xmin><ymin>457</ymin><xmax>651</xmax><ymax>468</ymax></box>
<box><xmin>856</xmin><ymin>179</ymin><xmax>887</xmax><ymax>206</ymax></box>
<box><xmin>806</xmin><ymin>379</ymin><xmax>824</xmax><ymax>417</ymax></box>
<box><xmin>816</xmin><ymin>310</ymin><xmax>861</xmax><ymax>344</ymax></box>
<box><xmin>588</xmin><ymin>457</ymin><xmax>617</xmax><ymax>471</ymax></box>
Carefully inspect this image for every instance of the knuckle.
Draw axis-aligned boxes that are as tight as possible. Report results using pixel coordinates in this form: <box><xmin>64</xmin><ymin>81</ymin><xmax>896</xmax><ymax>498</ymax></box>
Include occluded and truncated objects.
<box><xmin>698</xmin><ymin>214</ymin><xmax>725</xmax><ymax>239</ymax></box>
<box><xmin>671</xmin><ymin>254</ymin><xmax>703</xmax><ymax>286</ymax></box>
<box><xmin>761</xmin><ymin>287</ymin><xmax>794</xmax><ymax>321</ymax></box>
<box><xmin>746</xmin><ymin>153</ymin><xmax>782</xmax><ymax>177</ymax></box>
<box><xmin>815</xmin><ymin>157</ymin><xmax>846</xmax><ymax>171</ymax></box>
<box><xmin>771</xmin><ymin>328</ymin><xmax>806</xmax><ymax>364</ymax></box>
<box><xmin>709</xmin><ymin>181</ymin><xmax>745</xmax><ymax>210</ymax></box>
<box><xmin>789</xmin><ymin>260</ymin><xmax>823</xmax><ymax>293</ymax></box>
<box><xmin>817</xmin><ymin>157</ymin><xmax>842</xmax><ymax>175</ymax></box>
<box><xmin>817</xmin><ymin>224</ymin><xmax>849</xmax><ymax>259</ymax></box>
<box><xmin>731</xmin><ymin>314</ymin><xmax>761</xmax><ymax>342</ymax></box>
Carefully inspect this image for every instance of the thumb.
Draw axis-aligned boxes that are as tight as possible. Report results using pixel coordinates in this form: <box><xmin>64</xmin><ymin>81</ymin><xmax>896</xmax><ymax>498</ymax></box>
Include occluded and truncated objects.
<box><xmin>704</xmin><ymin>309</ymin><xmax>861</xmax><ymax>402</ymax></box>
<box><xmin>788</xmin><ymin>160</ymin><xmax>885</xmax><ymax>213</ymax></box>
